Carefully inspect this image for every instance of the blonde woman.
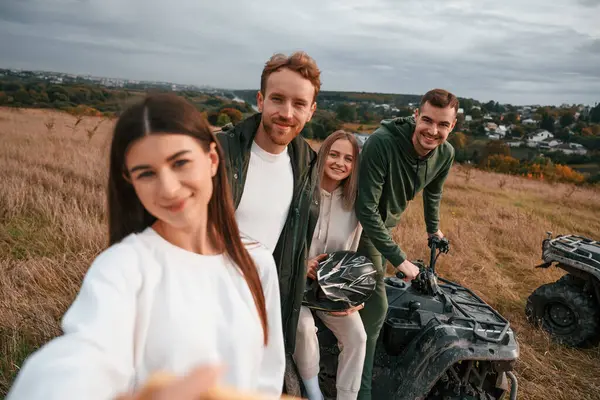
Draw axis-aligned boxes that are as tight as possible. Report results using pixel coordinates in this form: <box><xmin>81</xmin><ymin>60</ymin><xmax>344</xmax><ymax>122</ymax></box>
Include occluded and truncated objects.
<box><xmin>293</xmin><ymin>130</ymin><xmax>365</xmax><ymax>400</ymax></box>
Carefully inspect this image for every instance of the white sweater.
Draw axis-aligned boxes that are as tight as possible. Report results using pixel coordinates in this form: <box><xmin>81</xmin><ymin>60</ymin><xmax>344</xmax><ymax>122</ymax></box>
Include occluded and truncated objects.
<box><xmin>235</xmin><ymin>141</ymin><xmax>294</xmax><ymax>253</ymax></box>
<box><xmin>309</xmin><ymin>187</ymin><xmax>362</xmax><ymax>259</ymax></box>
<box><xmin>7</xmin><ymin>227</ymin><xmax>285</xmax><ymax>400</ymax></box>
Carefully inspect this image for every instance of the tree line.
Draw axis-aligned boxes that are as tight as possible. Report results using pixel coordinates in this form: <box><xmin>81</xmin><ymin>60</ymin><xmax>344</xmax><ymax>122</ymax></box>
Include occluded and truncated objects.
<box><xmin>0</xmin><ymin>77</ymin><xmax>254</xmax><ymax>120</ymax></box>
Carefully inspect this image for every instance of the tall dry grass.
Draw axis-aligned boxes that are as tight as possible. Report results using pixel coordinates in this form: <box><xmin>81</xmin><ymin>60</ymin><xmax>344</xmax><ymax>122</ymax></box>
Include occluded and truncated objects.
<box><xmin>0</xmin><ymin>107</ymin><xmax>113</xmax><ymax>395</ymax></box>
<box><xmin>1</xmin><ymin>108</ymin><xmax>599</xmax><ymax>399</ymax></box>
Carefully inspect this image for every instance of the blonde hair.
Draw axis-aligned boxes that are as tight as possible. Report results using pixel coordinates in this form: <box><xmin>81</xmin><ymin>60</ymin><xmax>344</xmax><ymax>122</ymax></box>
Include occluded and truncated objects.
<box><xmin>316</xmin><ymin>130</ymin><xmax>360</xmax><ymax>211</ymax></box>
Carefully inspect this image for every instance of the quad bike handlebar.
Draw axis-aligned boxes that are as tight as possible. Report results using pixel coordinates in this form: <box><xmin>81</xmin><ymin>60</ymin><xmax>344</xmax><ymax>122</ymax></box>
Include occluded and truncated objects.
<box><xmin>395</xmin><ymin>236</ymin><xmax>450</xmax><ymax>281</ymax></box>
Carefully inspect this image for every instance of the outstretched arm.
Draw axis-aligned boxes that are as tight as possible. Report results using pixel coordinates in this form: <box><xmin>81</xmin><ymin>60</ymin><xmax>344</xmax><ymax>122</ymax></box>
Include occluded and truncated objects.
<box><xmin>6</xmin><ymin>244</ymin><xmax>141</xmax><ymax>400</ymax></box>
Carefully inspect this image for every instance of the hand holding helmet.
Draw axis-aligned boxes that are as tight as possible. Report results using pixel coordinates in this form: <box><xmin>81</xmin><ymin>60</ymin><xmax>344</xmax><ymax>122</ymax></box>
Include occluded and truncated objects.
<box><xmin>303</xmin><ymin>251</ymin><xmax>377</xmax><ymax>313</ymax></box>
<box><xmin>307</xmin><ymin>253</ymin><xmax>328</xmax><ymax>280</ymax></box>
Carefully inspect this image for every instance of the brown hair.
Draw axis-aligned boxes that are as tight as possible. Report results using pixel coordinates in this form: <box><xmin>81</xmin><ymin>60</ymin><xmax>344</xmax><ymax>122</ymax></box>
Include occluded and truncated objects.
<box><xmin>260</xmin><ymin>51</ymin><xmax>322</xmax><ymax>102</ymax></box>
<box><xmin>419</xmin><ymin>88</ymin><xmax>459</xmax><ymax>114</ymax></box>
<box><xmin>316</xmin><ymin>130</ymin><xmax>360</xmax><ymax>211</ymax></box>
<box><xmin>107</xmin><ymin>93</ymin><xmax>269</xmax><ymax>345</ymax></box>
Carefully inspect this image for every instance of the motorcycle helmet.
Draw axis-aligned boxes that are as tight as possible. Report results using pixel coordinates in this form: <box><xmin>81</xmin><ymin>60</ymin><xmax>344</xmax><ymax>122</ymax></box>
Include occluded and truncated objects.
<box><xmin>303</xmin><ymin>251</ymin><xmax>377</xmax><ymax>312</ymax></box>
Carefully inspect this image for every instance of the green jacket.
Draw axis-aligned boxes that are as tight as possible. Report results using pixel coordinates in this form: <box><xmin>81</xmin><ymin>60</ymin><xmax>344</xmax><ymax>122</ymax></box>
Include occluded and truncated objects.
<box><xmin>355</xmin><ymin>116</ymin><xmax>455</xmax><ymax>267</ymax></box>
<box><xmin>216</xmin><ymin>113</ymin><xmax>320</xmax><ymax>354</ymax></box>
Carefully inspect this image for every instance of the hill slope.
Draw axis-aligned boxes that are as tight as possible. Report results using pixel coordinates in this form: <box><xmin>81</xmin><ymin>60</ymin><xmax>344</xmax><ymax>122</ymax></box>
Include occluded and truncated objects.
<box><xmin>0</xmin><ymin>108</ymin><xmax>599</xmax><ymax>399</ymax></box>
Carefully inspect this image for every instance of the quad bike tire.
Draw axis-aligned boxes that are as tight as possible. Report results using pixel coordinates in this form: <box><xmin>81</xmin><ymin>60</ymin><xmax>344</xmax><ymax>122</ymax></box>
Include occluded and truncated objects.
<box><xmin>556</xmin><ymin>273</ymin><xmax>586</xmax><ymax>288</ymax></box>
<box><xmin>526</xmin><ymin>280</ymin><xmax>600</xmax><ymax>347</ymax></box>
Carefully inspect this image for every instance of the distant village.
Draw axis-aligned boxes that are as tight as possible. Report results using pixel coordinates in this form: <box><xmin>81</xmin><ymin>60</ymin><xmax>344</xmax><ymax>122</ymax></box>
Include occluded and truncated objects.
<box><xmin>2</xmin><ymin>67</ymin><xmax>598</xmax><ymax>161</ymax></box>
<box><xmin>338</xmin><ymin>102</ymin><xmax>594</xmax><ymax>157</ymax></box>
<box><xmin>0</xmin><ymin>68</ymin><xmax>213</xmax><ymax>93</ymax></box>
<box><xmin>468</xmin><ymin>105</ymin><xmax>590</xmax><ymax>156</ymax></box>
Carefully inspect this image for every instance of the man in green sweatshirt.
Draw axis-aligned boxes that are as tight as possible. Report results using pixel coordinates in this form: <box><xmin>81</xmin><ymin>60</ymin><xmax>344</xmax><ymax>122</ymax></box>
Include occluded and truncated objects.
<box><xmin>354</xmin><ymin>88</ymin><xmax>458</xmax><ymax>399</ymax></box>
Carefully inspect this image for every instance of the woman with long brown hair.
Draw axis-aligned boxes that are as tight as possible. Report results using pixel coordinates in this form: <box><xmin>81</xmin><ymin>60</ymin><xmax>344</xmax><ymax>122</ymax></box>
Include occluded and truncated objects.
<box><xmin>7</xmin><ymin>93</ymin><xmax>285</xmax><ymax>400</ymax></box>
<box><xmin>293</xmin><ymin>130</ymin><xmax>366</xmax><ymax>400</ymax></box>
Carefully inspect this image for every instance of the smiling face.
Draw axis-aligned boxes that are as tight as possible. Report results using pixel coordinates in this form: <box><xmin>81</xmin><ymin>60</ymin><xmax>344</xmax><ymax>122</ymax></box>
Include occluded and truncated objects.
<box><xmin>323</xmin><ymin>138</ymin><xmax>355</xmax><ymax>184</ymax></box>
<box><xmin>124</xmin><ymin>133</ymin><xmax>219</xmax><ymax>231</ymax></box>
<box><xmin>413</xmin><ymin>101</ymin><xmax>457</xmax><ymax>157</ymax></box>
<box><xmin>256</xmin><ymin>68</ymin><xmax>316</xmax><ymax>152</ymax></box>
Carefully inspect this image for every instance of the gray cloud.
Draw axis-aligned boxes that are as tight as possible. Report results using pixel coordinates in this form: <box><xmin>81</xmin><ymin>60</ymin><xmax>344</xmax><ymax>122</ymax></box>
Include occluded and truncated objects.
<box><xmin>0</xmin><ymin>0</ymin><xmax>599</xmax><ymax>105</ymax></box>
<box><xmin>578</xmin><ymin>0</ymin><xmax>600</xmax><ymax>6</ymax></box>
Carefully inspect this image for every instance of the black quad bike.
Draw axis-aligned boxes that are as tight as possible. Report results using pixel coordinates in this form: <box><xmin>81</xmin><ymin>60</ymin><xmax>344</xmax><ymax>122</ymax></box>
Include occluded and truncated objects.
<box><xmin>312</xmin><ymin>237</ymin><xmax>520</xmax><ymax>399</ymax></box>
<box><xmin>525</xmin><ymin>232</ymin><xmax>600</xmax><ymax>348</ymax></box>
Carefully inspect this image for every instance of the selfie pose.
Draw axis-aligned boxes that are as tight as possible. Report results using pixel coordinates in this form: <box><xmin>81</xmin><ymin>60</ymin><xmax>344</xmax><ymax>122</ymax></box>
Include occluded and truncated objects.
<box><xmin>7</xmin><ymin>93</ymin><xmax>285</xmax><ymax>400</ymax></box>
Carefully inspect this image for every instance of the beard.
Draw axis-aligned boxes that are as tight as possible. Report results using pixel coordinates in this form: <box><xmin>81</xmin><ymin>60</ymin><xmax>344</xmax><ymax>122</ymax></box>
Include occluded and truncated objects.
<box><xmin>262</xmin><ymin>117</ymin><xmax>302</xmax><ymax>146</ymax></box>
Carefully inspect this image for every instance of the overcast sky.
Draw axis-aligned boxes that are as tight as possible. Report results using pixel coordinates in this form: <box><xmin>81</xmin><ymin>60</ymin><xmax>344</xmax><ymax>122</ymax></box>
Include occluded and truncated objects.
<box><xmin>1</xmin><ymin>0</ymin><xmax>599</xmax><ymax>106</ymax></box>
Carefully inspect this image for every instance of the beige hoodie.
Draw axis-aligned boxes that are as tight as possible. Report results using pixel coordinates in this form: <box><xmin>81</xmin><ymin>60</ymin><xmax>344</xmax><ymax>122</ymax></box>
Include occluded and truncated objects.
<box><xmin>309</xmin><ymin>187</ymin><xmax>362</xmax><ymax>259</ymax></box>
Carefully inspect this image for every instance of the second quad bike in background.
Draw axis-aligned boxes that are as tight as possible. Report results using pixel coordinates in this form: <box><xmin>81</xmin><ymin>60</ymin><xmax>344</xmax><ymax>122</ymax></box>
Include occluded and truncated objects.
<box><xmin>526</xmin><ymin>232</ymin><xmax>600</xmax><ymax>348</ymax></box>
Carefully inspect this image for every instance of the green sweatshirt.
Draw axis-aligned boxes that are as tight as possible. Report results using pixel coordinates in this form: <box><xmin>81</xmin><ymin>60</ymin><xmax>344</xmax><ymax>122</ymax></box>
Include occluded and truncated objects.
<box><xmin>355</xmin><ymin>116</ymin><xmax>455</xmax><ymax>267</ymax></box>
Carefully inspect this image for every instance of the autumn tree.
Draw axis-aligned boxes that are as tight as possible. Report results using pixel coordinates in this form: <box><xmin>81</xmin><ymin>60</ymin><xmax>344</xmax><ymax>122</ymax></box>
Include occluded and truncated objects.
<box><xmin>219</xmin><ymin>107</ymin><xmax>243</xmax><ymax>124</ymax></box>
<box><xmin>480</xmin><ymin>141</ymin><xmax>510</xmax><ymax>167</ymax></box>
<box><xmin>484</xmin><ymin>154</ymin><xmax>520</xmax><ymax>174</ymax></box>
<box><xmin>216</xmin><ymin>113</ymin><xmax>231</xmax><ymax>127</ymax></box>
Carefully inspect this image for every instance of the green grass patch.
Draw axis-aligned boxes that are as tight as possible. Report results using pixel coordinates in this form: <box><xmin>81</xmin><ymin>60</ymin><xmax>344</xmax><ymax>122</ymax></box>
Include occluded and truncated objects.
<box><xmin>0</xmin><ymin>214</ymin><xmax>67</xmax><ymax>259</ymax></box>
<box><xmin>0</xmin><ymin>328</ymin><xmax>48</xmax><ymax>396</ymax></box>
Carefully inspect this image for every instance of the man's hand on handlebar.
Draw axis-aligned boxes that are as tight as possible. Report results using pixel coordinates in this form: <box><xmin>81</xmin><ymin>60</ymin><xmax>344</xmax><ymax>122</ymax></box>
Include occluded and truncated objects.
<box><xmin>428</xmin><ymin>229</ymin><xmax>444</xmax><ymax>239</ymax></box>
<box><xmin>395</xmin><ymin>260</ymin><xmax>420</xmax><ymax>282</ymax></box>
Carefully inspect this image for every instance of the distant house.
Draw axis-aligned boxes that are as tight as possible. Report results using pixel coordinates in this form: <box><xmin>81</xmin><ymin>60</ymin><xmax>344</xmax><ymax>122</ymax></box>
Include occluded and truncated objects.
<box><xmin>465</xmin><ymin>115</ymin><xmax>473</xmax><ymax>122</ymax></box>
<box><xmin>527</xmin><ymin>129</ymin><xmax>554</xmax><ymax>142</ymax></box>
<box><xmin>485</xmin><ymin>122</ymin><xmax>498</xmax><ymax>131</ymax></box>
<box><xmin>506</xmin><ymin>141</ymin><xmax>523</xmax><ymax>147</ymax></box>
<box><xmin>495</xmin><ymin>125</ymin><xmax>508</xmax><ymax>137</ymax></box>
<box><xmin>541</xmin><ymin>138</ymin><xmax>562</xmax><ymax>148</ymax></box>
<box><xmin>457</xmin><ymin>108</ymin><xmax>464</xmax><ymax>114</ymax></box>
<box><xmin>522</xmin><ymin>118</ymin><xmax>537</xmax><ymax>125</ymax></box>
<box><xmin>525</xmin><ymin>129</ymin><xmax>553</xmax><ymax>148</ymax></box>
<box><xmin>553</xmin><ymin>143</ymin><xmax>588</xmax><ymax>155</ymax></box>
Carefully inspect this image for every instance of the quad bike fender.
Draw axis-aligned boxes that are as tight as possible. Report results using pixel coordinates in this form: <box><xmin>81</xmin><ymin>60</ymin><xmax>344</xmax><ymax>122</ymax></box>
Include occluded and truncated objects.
<box><xmin>392</xmin><ymin>322</ymin><xmax>519</xmax><ymax>399</ymax></box>
<box><xmin>540</xmin><ymin>237</ymin><xmax>600</xmax><ymax>282</ymax></box>
<box><xmin>540</xmin><ymin>256</ymin><xmax>600</xmax><ymax>282</ymax></box>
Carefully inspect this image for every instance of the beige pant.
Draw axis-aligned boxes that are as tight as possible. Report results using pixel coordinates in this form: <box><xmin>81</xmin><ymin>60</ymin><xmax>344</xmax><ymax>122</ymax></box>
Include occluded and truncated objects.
<box><xmin>293</xmin><ymin>306</ymin><xmax>367</xmax><ymax>400</ymax></box>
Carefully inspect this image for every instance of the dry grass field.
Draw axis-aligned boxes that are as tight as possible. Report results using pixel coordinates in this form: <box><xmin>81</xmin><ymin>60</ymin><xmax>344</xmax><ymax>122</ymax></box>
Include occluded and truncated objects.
<box><xmin>1</xmin><ymin>107</ymin><xmax>599</xmax><ymax>399</ymax></box>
